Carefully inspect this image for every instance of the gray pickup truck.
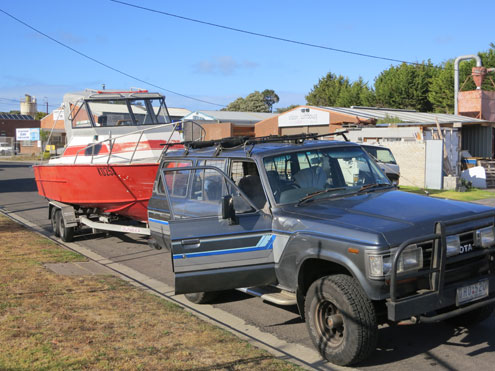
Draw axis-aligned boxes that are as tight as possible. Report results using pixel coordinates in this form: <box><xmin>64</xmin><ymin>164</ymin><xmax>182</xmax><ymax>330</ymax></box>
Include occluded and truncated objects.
<box><xmin>148</xmin><ymin>135</ymin><xmax>495</xmax><ymax>366</ymax></box>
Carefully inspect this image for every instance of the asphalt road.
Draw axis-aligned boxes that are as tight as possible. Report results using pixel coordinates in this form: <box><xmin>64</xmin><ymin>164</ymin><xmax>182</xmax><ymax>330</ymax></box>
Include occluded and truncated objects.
<box><xmin>1</xmin><ymin>160</ymin><xmax>495</xmax><ymax>370</ymax></box>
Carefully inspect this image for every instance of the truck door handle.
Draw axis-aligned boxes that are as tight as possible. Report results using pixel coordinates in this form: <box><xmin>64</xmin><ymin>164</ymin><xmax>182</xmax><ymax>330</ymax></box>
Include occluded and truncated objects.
<box><xmin>181</xmin><ymin>239</ymin><xmax>200</xmax><ymax>248</ymax></box>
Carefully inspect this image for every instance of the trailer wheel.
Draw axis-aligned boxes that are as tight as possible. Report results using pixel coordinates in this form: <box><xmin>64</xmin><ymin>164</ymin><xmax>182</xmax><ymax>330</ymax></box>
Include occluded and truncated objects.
<box><xmin>51</xmin><ymin>208</ymin><xmax>60</xmax><ymax>237</ymax></box>
<box><xmin>56</xmin><ymin>210</ymin><xmax>74</xmax><ymax>242</ymax></box>
<box><xmin>305</xmin><ymin>274</ymin><xmax>378</xmax><ymax>366</ymax></box>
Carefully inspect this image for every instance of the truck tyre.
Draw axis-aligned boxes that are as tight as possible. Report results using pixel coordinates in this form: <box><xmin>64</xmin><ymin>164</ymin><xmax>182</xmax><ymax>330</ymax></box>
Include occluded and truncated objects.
<box><xmin>51</xmin><ymin>208</ymin><xmax>60</xmax><ymax>237</ymax></box>
<box><xmin>445</xmin><ymin>303</ymin><xmax>494</xmax><ymax>327</ymax></box>
<box><xmin>56</xmin><ymin>210</ymin><xmax>74</xmax><ymax>242</ymax></box>
<box><xmin>184</xmin><ymin>292</ymin><xmax>219</xmax><ymax>304</ymax></box>
<box><xmin>305</xmin><ymin>274</ymin><xmax>378</xmax><ymax>366</ymax></box>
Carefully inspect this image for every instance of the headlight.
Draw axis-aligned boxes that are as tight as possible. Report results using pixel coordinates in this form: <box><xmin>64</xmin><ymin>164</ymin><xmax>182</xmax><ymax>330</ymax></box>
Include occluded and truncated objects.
<box><xmin>476</xmin><ymin>226</ymin><xmax>495</xmax><ymax>248</ymax></box>
<box><xmin>446</xmin><ymin>235</ymin><xmax>461</xmax><ymax>257</ymax></box>
<box><xmin>368</xmin><ymin>254</ymin><xmax>392</xmax><ymax>277</ymax></box>
<box><xmin>368</xmin><ymin>245</ymin><xmax>423</xmax><ymax>278</ymax></box>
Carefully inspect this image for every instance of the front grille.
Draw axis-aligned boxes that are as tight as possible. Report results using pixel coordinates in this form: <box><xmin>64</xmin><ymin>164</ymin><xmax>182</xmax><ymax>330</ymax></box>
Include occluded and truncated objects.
<box><xmin>444</xmin><ymin>231</ymin><xmax>489</xmax><ymax>285</ymax></box>
<box><xmin>395</xmin><ymin>231</ymin><xmax>491</xmax><ymax>299</ymax></box>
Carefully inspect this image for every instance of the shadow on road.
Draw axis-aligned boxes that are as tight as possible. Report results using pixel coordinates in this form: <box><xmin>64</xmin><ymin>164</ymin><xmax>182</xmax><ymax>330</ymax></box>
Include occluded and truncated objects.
<box><xmin>72</xmin><ymin>229</ymin><xmax>149</xmax><ymax>246</ymax></box>
<box><xmin>0</xmin><ymin>162</ymin><xmax>34</xmax><ymax>168</ymax></box>
<box><xmin>359</xmin><ymin>320</ymin><xmax>494</xmax><ymax>367</ymax></box>
<box><xmin>0</xmin><ymin>177</ymin><xmax>38</xmax><ymax>193</ymax></box>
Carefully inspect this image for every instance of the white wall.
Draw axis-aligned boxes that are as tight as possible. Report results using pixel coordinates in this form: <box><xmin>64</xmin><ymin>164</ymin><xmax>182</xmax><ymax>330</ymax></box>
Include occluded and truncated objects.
<box><xmin>381</xmin><ymin>141</ymin><xmax>427</xmax><ymax>187</ymax></box>
<box><xmin>340</xmin><ymin>126</ymin><xmax>461</xmax><ymax>187</ymax></box>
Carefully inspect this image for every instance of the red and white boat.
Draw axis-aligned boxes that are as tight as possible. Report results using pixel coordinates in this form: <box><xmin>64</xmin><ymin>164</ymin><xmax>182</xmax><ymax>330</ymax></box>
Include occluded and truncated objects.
<box><xmin>33</xmin><ymin>89</ymin><xmax>186</xmax><ymax>222</ymax></box>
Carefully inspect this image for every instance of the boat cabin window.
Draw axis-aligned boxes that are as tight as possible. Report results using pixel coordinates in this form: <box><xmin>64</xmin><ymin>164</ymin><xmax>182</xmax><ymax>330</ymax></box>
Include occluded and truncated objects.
<box><xmin>86</xmin><ymin>100</ymin><xmax>134</xmax><ymax>127</ymax></box>
<box><xmin>155</xmin><ymin>100</ymin><xmax>170</xmax><ymax>124</ymax></box>
<box><xmin>70</xmin><ymin>101</ymin><xmax>92</xmax><ymax>128</ymax></box>
<box><xmin>78</xmin><ymin>98</ymin><xmax>171</xmax><ymax>128</ymax></box>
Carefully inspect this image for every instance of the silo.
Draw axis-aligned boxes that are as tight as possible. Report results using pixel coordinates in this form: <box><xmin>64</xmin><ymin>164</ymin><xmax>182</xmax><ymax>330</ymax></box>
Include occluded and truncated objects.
<box><xmin>20</xmin><ymin>94</ymin><xmax>37</xmax><ymax>117</ymax></box>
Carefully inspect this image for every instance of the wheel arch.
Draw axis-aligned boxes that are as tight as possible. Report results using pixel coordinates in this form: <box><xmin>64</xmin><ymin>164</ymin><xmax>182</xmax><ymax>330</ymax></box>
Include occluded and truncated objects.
<box><xmin>283</xmin><ymin>233</ymin><xmax>378</xmax><ymax>316</ymax></box>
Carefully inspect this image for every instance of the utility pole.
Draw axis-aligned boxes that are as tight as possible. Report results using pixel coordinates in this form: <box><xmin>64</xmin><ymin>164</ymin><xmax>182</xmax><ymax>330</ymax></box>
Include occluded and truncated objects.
<box><xmin>43</xmin><ymin>96</ymin><xmax>48</xmax><ymax>114</ymax></box>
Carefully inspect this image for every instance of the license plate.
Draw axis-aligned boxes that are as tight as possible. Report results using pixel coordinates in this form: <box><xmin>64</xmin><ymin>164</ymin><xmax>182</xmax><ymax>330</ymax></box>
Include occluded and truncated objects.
<box><xmin>456</xmin><ymin>280</ymin><xmax>489</xmax><ymax>306</ymax></box>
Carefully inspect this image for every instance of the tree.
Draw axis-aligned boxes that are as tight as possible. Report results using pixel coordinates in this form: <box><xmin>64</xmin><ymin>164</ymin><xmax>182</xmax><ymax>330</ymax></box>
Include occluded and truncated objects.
<box><xmin>223</xmin><ymin>90</ymin><xmax>271</xmax><ymax>112</ymax></box>
<box><xmin>276</xmin><ymin>104</ymin><xmax>299</xmax><ymax>113</ymax></box>
<box><xmin>261</xmin><ymin>89</ymin><xmax>279</xmax><ymax>112</ymax></box>
<box><xmin>306</xmin><ymin>72</ymin><xmax>374</xmax><ymax>107</ymax></box>
<box><xmin>336</xmin><ymin>77</ymin><xmax>375</xmax><ymax>107</ymax></box>
<box><xmin>35</xmin><ymin>112</ymin><xmax>48</xmax><ymax>120</ymax></box>
<box><xmin>374</xmin><ymin>61</ymin><xmax>438</xmax><ymax>112</ymax></box>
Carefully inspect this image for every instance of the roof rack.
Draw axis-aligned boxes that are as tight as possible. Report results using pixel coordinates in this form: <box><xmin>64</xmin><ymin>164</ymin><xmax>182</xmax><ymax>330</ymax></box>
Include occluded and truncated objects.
<box><xmin>161</xmin><ymin>131</ymin><xmax>349</xmax><ymax>157</ymax></box>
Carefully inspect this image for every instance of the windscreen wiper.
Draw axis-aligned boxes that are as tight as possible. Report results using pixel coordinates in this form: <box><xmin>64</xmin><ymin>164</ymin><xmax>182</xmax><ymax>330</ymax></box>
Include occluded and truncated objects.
<box><xmin>357</xmin><ymin>183</ymin><xmax>394</xmax><ymax>194</ymax></box>
<box><xmin>297</xmin><ymin>187</ymin><xmax>347</xmax><ymax>206</ymax></box>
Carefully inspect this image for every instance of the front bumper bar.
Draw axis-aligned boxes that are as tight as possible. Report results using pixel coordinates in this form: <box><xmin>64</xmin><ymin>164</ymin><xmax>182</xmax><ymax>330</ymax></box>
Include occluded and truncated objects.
<box><xmin>387</xmin><ymin>211</ymin><xmax>495</xmax><ymax>322</ymax></box>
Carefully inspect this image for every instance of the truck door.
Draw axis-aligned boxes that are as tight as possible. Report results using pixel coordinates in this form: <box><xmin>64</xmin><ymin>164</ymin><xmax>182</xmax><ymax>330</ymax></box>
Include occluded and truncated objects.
<box><xmin>148</xmin><ymin>160</ymin><xmax>191</xmax><ymax>249</ymax></box>
<box><xmin>162</xmin><ymin>165</ymin><xmax>275</xmax><ymax>294</ymax></box>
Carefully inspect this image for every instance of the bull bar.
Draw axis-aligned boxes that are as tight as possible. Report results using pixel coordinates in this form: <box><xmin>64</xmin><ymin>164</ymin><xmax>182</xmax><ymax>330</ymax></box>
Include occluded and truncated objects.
<box><xmin>387</xmin><ymin>211</ymin><xmax>495</xmax><ymax>322</ymax></box>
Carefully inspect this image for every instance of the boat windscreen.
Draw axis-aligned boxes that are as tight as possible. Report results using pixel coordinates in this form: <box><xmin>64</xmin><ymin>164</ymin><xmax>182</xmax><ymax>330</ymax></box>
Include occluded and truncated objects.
<box><xmin>85</xmin><ymin>98</ymin><xmax>171</xmax><ymax>127</ymax></box>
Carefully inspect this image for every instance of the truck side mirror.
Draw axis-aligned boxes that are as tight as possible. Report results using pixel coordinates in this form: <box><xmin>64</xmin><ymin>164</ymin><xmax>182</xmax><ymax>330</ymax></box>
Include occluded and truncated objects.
<box><xmin>222</xmin><ymin>195</ymin><xmax>238</xmax><ymax>225</ymax></box>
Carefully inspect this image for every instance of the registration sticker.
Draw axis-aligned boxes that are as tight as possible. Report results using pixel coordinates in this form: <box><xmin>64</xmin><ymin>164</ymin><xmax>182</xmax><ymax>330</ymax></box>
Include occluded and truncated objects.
<box><xmin>456</xmin><ymin>280</ymin><xmax>489</xmax><ymax>306</ymax></box>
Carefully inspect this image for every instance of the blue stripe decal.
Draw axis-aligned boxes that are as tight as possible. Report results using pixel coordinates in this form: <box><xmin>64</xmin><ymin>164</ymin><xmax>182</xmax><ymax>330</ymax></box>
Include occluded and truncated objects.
<box><xmin>149</xmin><ymin>217</ymin><xmax>169</xmax><ymax>226</ymax></box>
<box><xmin>173</xmin><ymin>234</ymin><xmax>276</xmax><ymax>260</ymax></box>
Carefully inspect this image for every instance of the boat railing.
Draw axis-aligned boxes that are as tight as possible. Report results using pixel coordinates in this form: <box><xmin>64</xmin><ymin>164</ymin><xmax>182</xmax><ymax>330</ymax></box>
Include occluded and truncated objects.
<box><xmin>71</xmin><ymin>120</ymin><xmax>205</xmax><ymax>165</ymax></box>
<box><xmin>72</xmin><ymin>122</ymin><xmax>177</xmax><ymax>165</ymax></box>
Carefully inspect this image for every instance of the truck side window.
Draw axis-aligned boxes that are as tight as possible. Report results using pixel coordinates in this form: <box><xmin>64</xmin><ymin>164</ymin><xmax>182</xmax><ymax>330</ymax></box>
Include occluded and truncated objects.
<box><xmin>191</xmin><ymin>159</ymin><xmax>226</xmax><ymax>200</ymax></box>
<box><xmin>230</xmin><ymin>160</ymin><xmax>267</xmax><ymax>210</ymax></box>
<box><xmin>164</xmin><ymin>168</ymin><xmax>253</xmax><ymax>220</ymax></box>
<box><xmin>160</xmin><ymin>161</ymin><xmax>192</xmax><ymax>197</ymax></box>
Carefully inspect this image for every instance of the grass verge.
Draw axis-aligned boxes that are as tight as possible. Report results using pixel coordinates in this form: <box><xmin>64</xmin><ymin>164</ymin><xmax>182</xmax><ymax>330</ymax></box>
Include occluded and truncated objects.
<box><xmin>399</xmin><ymin>186</ymin><xmax>495</xmax><ymax>202</ymax></box>
<box><xmin>0</xmin><ymin>215</ymin><xmax>298</xmax><ymax>370</ymax></box>
<box><xmin>0</xmin><ymin>155</ymin><xmax>40</xmax><ymax>162</ymax></box>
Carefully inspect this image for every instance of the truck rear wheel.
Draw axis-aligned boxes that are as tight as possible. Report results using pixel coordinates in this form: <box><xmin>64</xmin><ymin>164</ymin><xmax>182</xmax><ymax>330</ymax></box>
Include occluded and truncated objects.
<box><xmin>305</xmin><ymin>274</ymin><xmax>378</xmax><ymax>366</ymax></box>
<box><xmin>51</xmin><ymin>208</ymin><xmax>60</xmax><ymax>237</ymax></box>
<box><xmin>56</xmin><ymin>210</ymin><xmax>74</xmax><ymax>242</ymax></box>
<box><xmin>184</xmin><ymin>292</ymin><xmax>219</xmax><ymax>304</ymax></box>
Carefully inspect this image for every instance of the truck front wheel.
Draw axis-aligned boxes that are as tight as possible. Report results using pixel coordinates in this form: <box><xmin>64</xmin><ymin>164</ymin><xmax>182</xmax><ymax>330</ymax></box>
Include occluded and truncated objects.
<box><xmin>305</xmin><ymin>274</ymin><xmax>378</xmax><ymax>366</ymax></box>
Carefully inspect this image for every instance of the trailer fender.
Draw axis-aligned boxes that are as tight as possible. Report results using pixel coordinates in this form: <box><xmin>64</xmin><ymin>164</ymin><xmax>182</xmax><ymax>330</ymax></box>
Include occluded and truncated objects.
<box><xmin>48</xmin><ymin>201</ymin><xmax>78</xmax><ymax>228</ymax></box>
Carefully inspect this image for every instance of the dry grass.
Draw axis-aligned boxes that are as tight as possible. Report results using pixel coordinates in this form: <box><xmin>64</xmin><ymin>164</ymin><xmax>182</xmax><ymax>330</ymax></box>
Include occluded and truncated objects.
<box><xmin>0</xmin><ymin>216</ymin><xmax>299</xmax><ymax>370</ymax></box>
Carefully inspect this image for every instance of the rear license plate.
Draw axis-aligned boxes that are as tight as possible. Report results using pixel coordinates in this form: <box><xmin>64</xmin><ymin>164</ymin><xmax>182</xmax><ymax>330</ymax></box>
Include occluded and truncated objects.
<box><xmin>456</xmin><ymin>280</ymin><xmax>489</xmax><ymax>306</ymax></box>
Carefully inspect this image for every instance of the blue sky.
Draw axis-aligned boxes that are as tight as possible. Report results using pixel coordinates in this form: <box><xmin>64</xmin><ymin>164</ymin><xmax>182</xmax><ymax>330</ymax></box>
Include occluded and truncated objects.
<box><xmin>0</xmin><ymin>0</ymin><xmax>494</xmax><ymax>113</ymax></box>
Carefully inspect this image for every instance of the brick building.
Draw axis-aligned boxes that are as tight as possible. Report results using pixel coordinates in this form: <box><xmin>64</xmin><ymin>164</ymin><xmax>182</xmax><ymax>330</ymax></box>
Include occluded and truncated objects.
<box><xmin>0</xmin><ymin>113</ymin><xmax>41</xmax><ymax>154</ymax></box>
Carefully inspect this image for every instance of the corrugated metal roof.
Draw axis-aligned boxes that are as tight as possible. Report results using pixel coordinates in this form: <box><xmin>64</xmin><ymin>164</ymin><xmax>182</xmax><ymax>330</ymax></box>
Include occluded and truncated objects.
<box><xmin>321</xmin><ymin>106</ymin><xmax>488</xmax><ymax>124</ymax></box>
<box><xmin>168</xmin><ymin>107</ymin><xmax>190</xmax><ymax>117</ymax></box>
<box><xmin>184</xmin><ymin>110</ymin><xmax>276</xmax><ymax>122</ymax></box>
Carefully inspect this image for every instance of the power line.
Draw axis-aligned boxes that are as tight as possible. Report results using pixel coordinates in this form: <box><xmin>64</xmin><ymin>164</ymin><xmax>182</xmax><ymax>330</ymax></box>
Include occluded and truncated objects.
<box><xmin>0</xmin><ymin>97</ymin><xmax>59</xmax><ymax>108</ymax></box>
<box><xmin>110</xmin><ymin>0</ymin><xmax>423</xmax><ymax>66</ymax></box>
<box><xmin>0</xmin><ymin>8</ymin><xmax>225</xmax><ymax>108</ymax></box>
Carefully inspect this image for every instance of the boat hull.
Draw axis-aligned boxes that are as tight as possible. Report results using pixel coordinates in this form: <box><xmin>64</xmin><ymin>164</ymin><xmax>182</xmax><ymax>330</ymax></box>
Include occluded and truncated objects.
<box><xmin>33</xmin><ymin>163</ymin><xmax>159</xmax><ymax>222</ymax></box>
